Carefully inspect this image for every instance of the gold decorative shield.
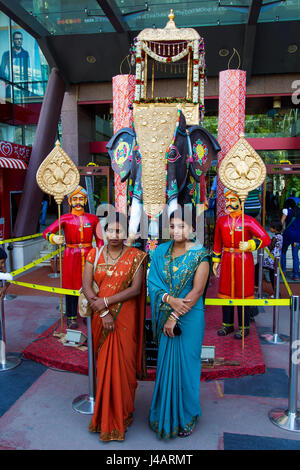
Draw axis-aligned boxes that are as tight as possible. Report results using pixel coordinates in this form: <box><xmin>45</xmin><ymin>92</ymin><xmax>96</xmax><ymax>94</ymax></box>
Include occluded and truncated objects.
<box><xmin>36</xmin><ymin>140</ymin><xmax>80</xmax><ymax>204</ymax></box>
<box><xmin>133</xmin><ymin>103</ymin><xmax>178</xmax><ymax>218</ymax></box>
<box><xmin>219</xmin><ymin>134</ymin><xmax>266</xmax><ymax>202</ymax></box>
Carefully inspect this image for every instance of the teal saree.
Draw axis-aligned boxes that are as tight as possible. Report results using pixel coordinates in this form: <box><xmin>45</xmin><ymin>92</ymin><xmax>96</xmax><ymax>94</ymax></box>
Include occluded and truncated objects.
<box><xmin>148</xmin><ymin>240</ymin><xmax>210</xmax><ymax>439</ymax></box>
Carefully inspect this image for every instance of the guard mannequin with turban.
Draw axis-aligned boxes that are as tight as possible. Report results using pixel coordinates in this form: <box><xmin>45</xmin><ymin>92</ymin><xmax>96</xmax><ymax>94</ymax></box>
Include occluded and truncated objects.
<box><xmin>212</xmin><ymin>188</ymin><xmax>270</xmax><ymax>339</ymax></box>
<box><xmin>43</xmin><ymin>186</ymin><xmax>103</xmax><ymax>329</ymax></box>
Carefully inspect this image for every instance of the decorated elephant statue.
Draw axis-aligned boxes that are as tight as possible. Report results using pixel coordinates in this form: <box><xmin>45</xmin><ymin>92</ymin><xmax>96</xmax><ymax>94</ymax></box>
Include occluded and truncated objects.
<box><xmin>107</xmin><ymin>107</ymin><xmax>221</xmax><ymax>243</ymax></box>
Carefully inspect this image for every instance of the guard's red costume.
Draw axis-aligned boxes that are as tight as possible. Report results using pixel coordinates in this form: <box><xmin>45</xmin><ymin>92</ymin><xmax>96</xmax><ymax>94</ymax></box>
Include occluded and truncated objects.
<box><xmin>43</xmin><ymin>186</ymin><xmax>103</xmax><ymax>328</ymax></box>
<box><xmin>213</xmin><ymin>212</ymin><xmax>270</xmax><ymax>299</ymax></box>
<box><xmin>44</xmin><ymin>212</ymin><xmax>103</xmax><ymax>290</ymax></box>
<box><xmin>213</xmin><ymin>188</ymin><xmax>271</xmax><ymax>339</ymax></box>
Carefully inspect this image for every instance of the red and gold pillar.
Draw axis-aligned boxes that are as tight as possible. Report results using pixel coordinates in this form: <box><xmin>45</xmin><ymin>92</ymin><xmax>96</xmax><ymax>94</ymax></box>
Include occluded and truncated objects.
<box><xmin>112</xmin><ymin>74</ymin><xmax>135</xmax><ymax>214</ymax></box>
<box><xmin>216</xmin><ymin>69</ymin><xmax>246</xmax><ymax>219</ymax></box>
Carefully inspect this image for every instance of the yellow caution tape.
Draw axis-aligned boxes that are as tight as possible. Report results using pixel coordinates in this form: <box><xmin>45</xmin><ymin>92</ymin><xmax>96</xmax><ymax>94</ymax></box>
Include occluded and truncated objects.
<box><xmin>215</xmin><ymin>381</ymin><xmax>224</xmax><ymax>398</ymax></box>
<box><xmin>278</xmin><ymin>264</ymin><xmax>293</xmax><ymax>297</ymax></box>
<box><xmin>9</xmin><ymin>280</ymin><xmax>79</xmax><ymax>296</ymax></box>
<box><xmin>264</xmin><ymin>247</ymin><xmax>293</xmax><ymax>297</ymax></box>
<box><xmin>8</xmin><ymin>246</ymin><xmax>78</xmax><ymax>295</ymax></box>
<box><xmin>0</xmin><ymin>232</ymin><xmax>43</xmax><ymax>245</ymax></box>
<box><xmin>5</xmin><ymin>242</ymin><xmax>293</xmax><ymax>303</ymax></box>
<box><xmin>10</xmin><ymin>247</ymin><xmax>65</xmax><ymax>277</ymax></box>
<box><xmin>204</xmin><ymin>298</ymin><xmax>291</xmax><ymax>307</ymax></box>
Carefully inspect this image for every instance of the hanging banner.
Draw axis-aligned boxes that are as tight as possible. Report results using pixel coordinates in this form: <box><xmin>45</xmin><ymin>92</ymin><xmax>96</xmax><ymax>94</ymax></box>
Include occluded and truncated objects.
<box><xmin>216</xmin><ymin>69</ymin><xmax>246</xmax><ymax>219</ymax></box>
<box><xmin>112</xmin><ymin>74</ymin><xmax>135</xmax><ymax>214</ymax></box>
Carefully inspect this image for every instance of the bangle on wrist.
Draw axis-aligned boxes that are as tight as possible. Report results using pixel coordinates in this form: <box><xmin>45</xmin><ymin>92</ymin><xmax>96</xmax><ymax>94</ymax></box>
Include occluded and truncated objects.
<box><xmin>169</xmin><ymin>312</ymin><xmax>178</xmax><ymax>322</ymax></box>
<box><xmin>168</xmin><ymin>316</ymin><xmax>177</xmax><ymax>322</ymax></box>
<box><xmin>104</xmin><ymin>297</ymin><xmax>109</xmax><ymax>308</ymax></box>
<box><xmin>100</xmin><ymin>309</ymin><xmax>109</xmax><ymax>318</ymax></box>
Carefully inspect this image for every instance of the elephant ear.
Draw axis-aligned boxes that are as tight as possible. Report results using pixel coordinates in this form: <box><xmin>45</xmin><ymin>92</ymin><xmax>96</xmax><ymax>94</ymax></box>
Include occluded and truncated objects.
<box><xmin>106</xmin><ymin>127</ymin><xmax>135</xmax><ymax>182</ymax></box>
<box><xmin>188</xmin><ymin>126</ymin><xmax>221</xmax><ymax>182</ymax></box>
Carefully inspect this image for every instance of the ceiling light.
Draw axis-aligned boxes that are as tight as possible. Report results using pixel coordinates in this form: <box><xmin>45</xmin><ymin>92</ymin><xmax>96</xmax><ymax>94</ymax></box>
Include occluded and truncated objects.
<box><xmin>86</xmin><ymin>56</ymin><xmax>96</xmax><ymax>63</ymax></box>
<box><xmin>288</xmin><ymin>44</ymin><xmax>298</xmax><ymax>54</ymax></box>
<box><xmin>219</xmin><ymin>48</ymin><xmax>229</xmax><ymax>57</ymax></box>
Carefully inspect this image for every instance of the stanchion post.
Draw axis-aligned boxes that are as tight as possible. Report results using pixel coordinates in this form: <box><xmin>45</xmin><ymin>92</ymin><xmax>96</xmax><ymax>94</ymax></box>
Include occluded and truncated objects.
<box><xmin>258</xmin><ymin>249</ymin><xmax>264</xmax><ymax>299</ymax></box>
<box><xmin>0</xmin><ymin>279</ymin><xmax>21</xmax><ymax>371</ymax></box>
<box><xmin>269</xmin><ymin>295</ymin><xmax>300</xmax><ymax>431</ymax></box>
<box><xmin>72</xmin><ymin>315</ymin><xmax>96</xmax><ymax>414</ymax></box>
<box><xmin>48</xmin><ymin>252</ymin><xmax>60</xmax><ymax>279</ymax></box>
<box><xmin>261</xmin><ymin>256</ymin><xmax>288</xmax><ymax>344</ymax></box>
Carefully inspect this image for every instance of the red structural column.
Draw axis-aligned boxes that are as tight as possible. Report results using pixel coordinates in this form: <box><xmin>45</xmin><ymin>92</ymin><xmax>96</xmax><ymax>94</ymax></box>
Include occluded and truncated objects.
<box><xmin>112</xmin><ymin>74</ymin><xmax>135</xmax><ymax>213</ymax></box>
<box><xmin>216</xmin><ymin>69</ymin><xmax>246</xmax><ymax>218</ymax></box>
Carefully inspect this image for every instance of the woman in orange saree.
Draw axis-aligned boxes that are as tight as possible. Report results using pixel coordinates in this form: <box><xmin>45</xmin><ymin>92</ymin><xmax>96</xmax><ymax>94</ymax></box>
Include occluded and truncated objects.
<box><xmin>82</xmin><ymin>213</ymin><xmax>147</xmax><ymax>442</ymax></box>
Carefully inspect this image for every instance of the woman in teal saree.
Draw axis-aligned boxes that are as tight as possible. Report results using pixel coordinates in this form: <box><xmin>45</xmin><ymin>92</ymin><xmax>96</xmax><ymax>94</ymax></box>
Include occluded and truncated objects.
<box><xmin>148</xmin><ymin>210</ymin><xmax>210</xmax><ymax>439</ymax></box>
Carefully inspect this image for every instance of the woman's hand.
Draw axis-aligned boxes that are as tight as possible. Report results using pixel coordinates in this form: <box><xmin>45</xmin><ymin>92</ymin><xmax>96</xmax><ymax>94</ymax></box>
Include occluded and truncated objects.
<box><xmin>168</xmin><ymin>296</ymin><xmax>191</xmax><ymax>316</ymax></box>
<box><xmin>90</xmin><ymin>297</ymin><xmax>105</xmax><ymax>312</ymax></box>
<box><xmin>101</xmin><ymin>312</ymin><xmax>115</xmax><ymax>331</ymax></box>
<box><xmin>163</xmin><ymin>318</ymin><xmax>176</xmax><ymax>337</ymax></box>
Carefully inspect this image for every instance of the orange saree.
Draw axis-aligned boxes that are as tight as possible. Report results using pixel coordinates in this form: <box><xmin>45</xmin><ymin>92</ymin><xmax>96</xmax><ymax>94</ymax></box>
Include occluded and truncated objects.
<box><xmin>86</xmin><ymin>246</ymin><xmax>147</xmax><ymax>441</ymax></box>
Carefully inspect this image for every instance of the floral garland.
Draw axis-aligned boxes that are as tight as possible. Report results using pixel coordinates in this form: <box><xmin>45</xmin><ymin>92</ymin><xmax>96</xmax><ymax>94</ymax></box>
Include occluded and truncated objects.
<box><xmin>134</xmin><ymin>96</ymin><xmax>195</xmax><ymax>104</ymax></box>
<box><xmin>141</xmin><ymin>40</ymin><xmax>191</xmax><ymax>64</ymax></box>
<box><xmin>132</xmin><ymin>34</ymin><xmax>206</xmax><ymax>107</ymax></box>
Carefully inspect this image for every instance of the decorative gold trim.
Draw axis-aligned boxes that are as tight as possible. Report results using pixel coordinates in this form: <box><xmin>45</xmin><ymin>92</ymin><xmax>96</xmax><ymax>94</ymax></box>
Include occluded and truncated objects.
<box><xmin>219</xmin><ymin>133</ymin><xmax>266</xmax><ymax>202</ymax></box>
<box><xmin>133</xmin><ymin>103</ymin><xmax>178</xmax><ymax>218</ymax></box>
<box><xmin>134</xmin><ymin>101</ymin><xmax>199</xmax><ymax>125</ymax></box>
<box><xmin>36</xmin><ymin>140</ymin><xmax>80</xmax><ymax>205</ymax></box>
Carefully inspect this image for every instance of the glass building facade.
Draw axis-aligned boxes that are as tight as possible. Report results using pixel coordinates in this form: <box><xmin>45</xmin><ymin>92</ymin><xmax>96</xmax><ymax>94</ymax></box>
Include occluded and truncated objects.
<box><xmin>0</xmin><ymin>11</ymin><xmax>49</xmax><ymax>146</ymax></box>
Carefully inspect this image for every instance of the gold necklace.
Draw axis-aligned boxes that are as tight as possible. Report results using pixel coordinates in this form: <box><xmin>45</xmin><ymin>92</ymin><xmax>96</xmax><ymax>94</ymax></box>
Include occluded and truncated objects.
<box><xmin>228</xmin><ymin>215</ymin><xmax>240</xmax><ymax>236</ymax></box>
<box><xmin>105</xmin><ymin>246</ymin><xmax>124</xmax><ymax>277</ymax></box>
<box><xmin>171</xmin><ymin>243</ymin><xmax>190</xmax><ymax>273</ymax></box>
<box><xmin>107</xmin><ymin>246</ymin><xmax>124</xmax><ymax>261</ymax></box>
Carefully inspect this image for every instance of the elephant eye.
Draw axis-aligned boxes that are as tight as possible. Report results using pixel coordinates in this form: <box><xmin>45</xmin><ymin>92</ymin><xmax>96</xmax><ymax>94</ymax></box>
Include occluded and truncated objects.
<box><xmin>167</xmin><ymin>145</ymin><xmax>181</xmax><ymax>162</ymax></box>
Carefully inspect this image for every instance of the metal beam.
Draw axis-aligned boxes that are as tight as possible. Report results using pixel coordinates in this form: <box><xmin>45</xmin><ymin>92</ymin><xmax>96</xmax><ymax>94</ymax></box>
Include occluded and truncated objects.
<box><xmin>242</xmin><ymin>0</ymin><xmax>263</xmax><ymax>83</ymax></box>
<box><xmin>37</xmin><ymin>36</ymin><xmax>70</xmax><ymax>88</ymax></box>
<box><xmin>247</xmin><ymin>0</ymin><xmax>263</xmax><ymax>24</ymax></box>
<box><xmin>96</xmin><ymin>0</ymin><xmax>129</xmax><ymax>33</ymax></box>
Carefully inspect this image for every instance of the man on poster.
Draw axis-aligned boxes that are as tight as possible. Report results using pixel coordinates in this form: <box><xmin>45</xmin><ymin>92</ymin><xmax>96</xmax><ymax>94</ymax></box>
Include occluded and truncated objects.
<box><xmin>0</xmin><ymin>31</ymin><xmax>30</xmax><ymax>97</ymax></box>
<box><xmin>212</xmin><ymin>188</ymin><xmax>270</xmax><ymax>339</ymax></box>
<box><xmin>43</xmin><ymin>186</ymin><xmax>103</xmax><ymax>329</ymax></box>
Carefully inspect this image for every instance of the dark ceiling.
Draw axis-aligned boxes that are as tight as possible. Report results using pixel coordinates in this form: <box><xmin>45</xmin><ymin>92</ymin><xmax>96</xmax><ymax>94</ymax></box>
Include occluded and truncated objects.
<box><xmin>0</xmin><ymin>0</ymin><xmax>299</xmax><ymax>87</ymax></box>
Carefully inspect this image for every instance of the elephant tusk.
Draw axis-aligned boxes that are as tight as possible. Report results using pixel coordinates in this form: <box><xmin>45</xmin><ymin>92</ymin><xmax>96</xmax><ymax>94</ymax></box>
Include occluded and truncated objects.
<box><xmin>127</xmin><ymin>197</ymin><xmax>143</xmax><ymax>244</ymax></box>
<box><xmin>168</xmin><ymin>198</ymin><xmax>178</xmax><ymax>217</ymax></box>
<box><xmin>125</xmin><ymin>232</ymin><xmax>136</xmax><ymax>247</ymax></box>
